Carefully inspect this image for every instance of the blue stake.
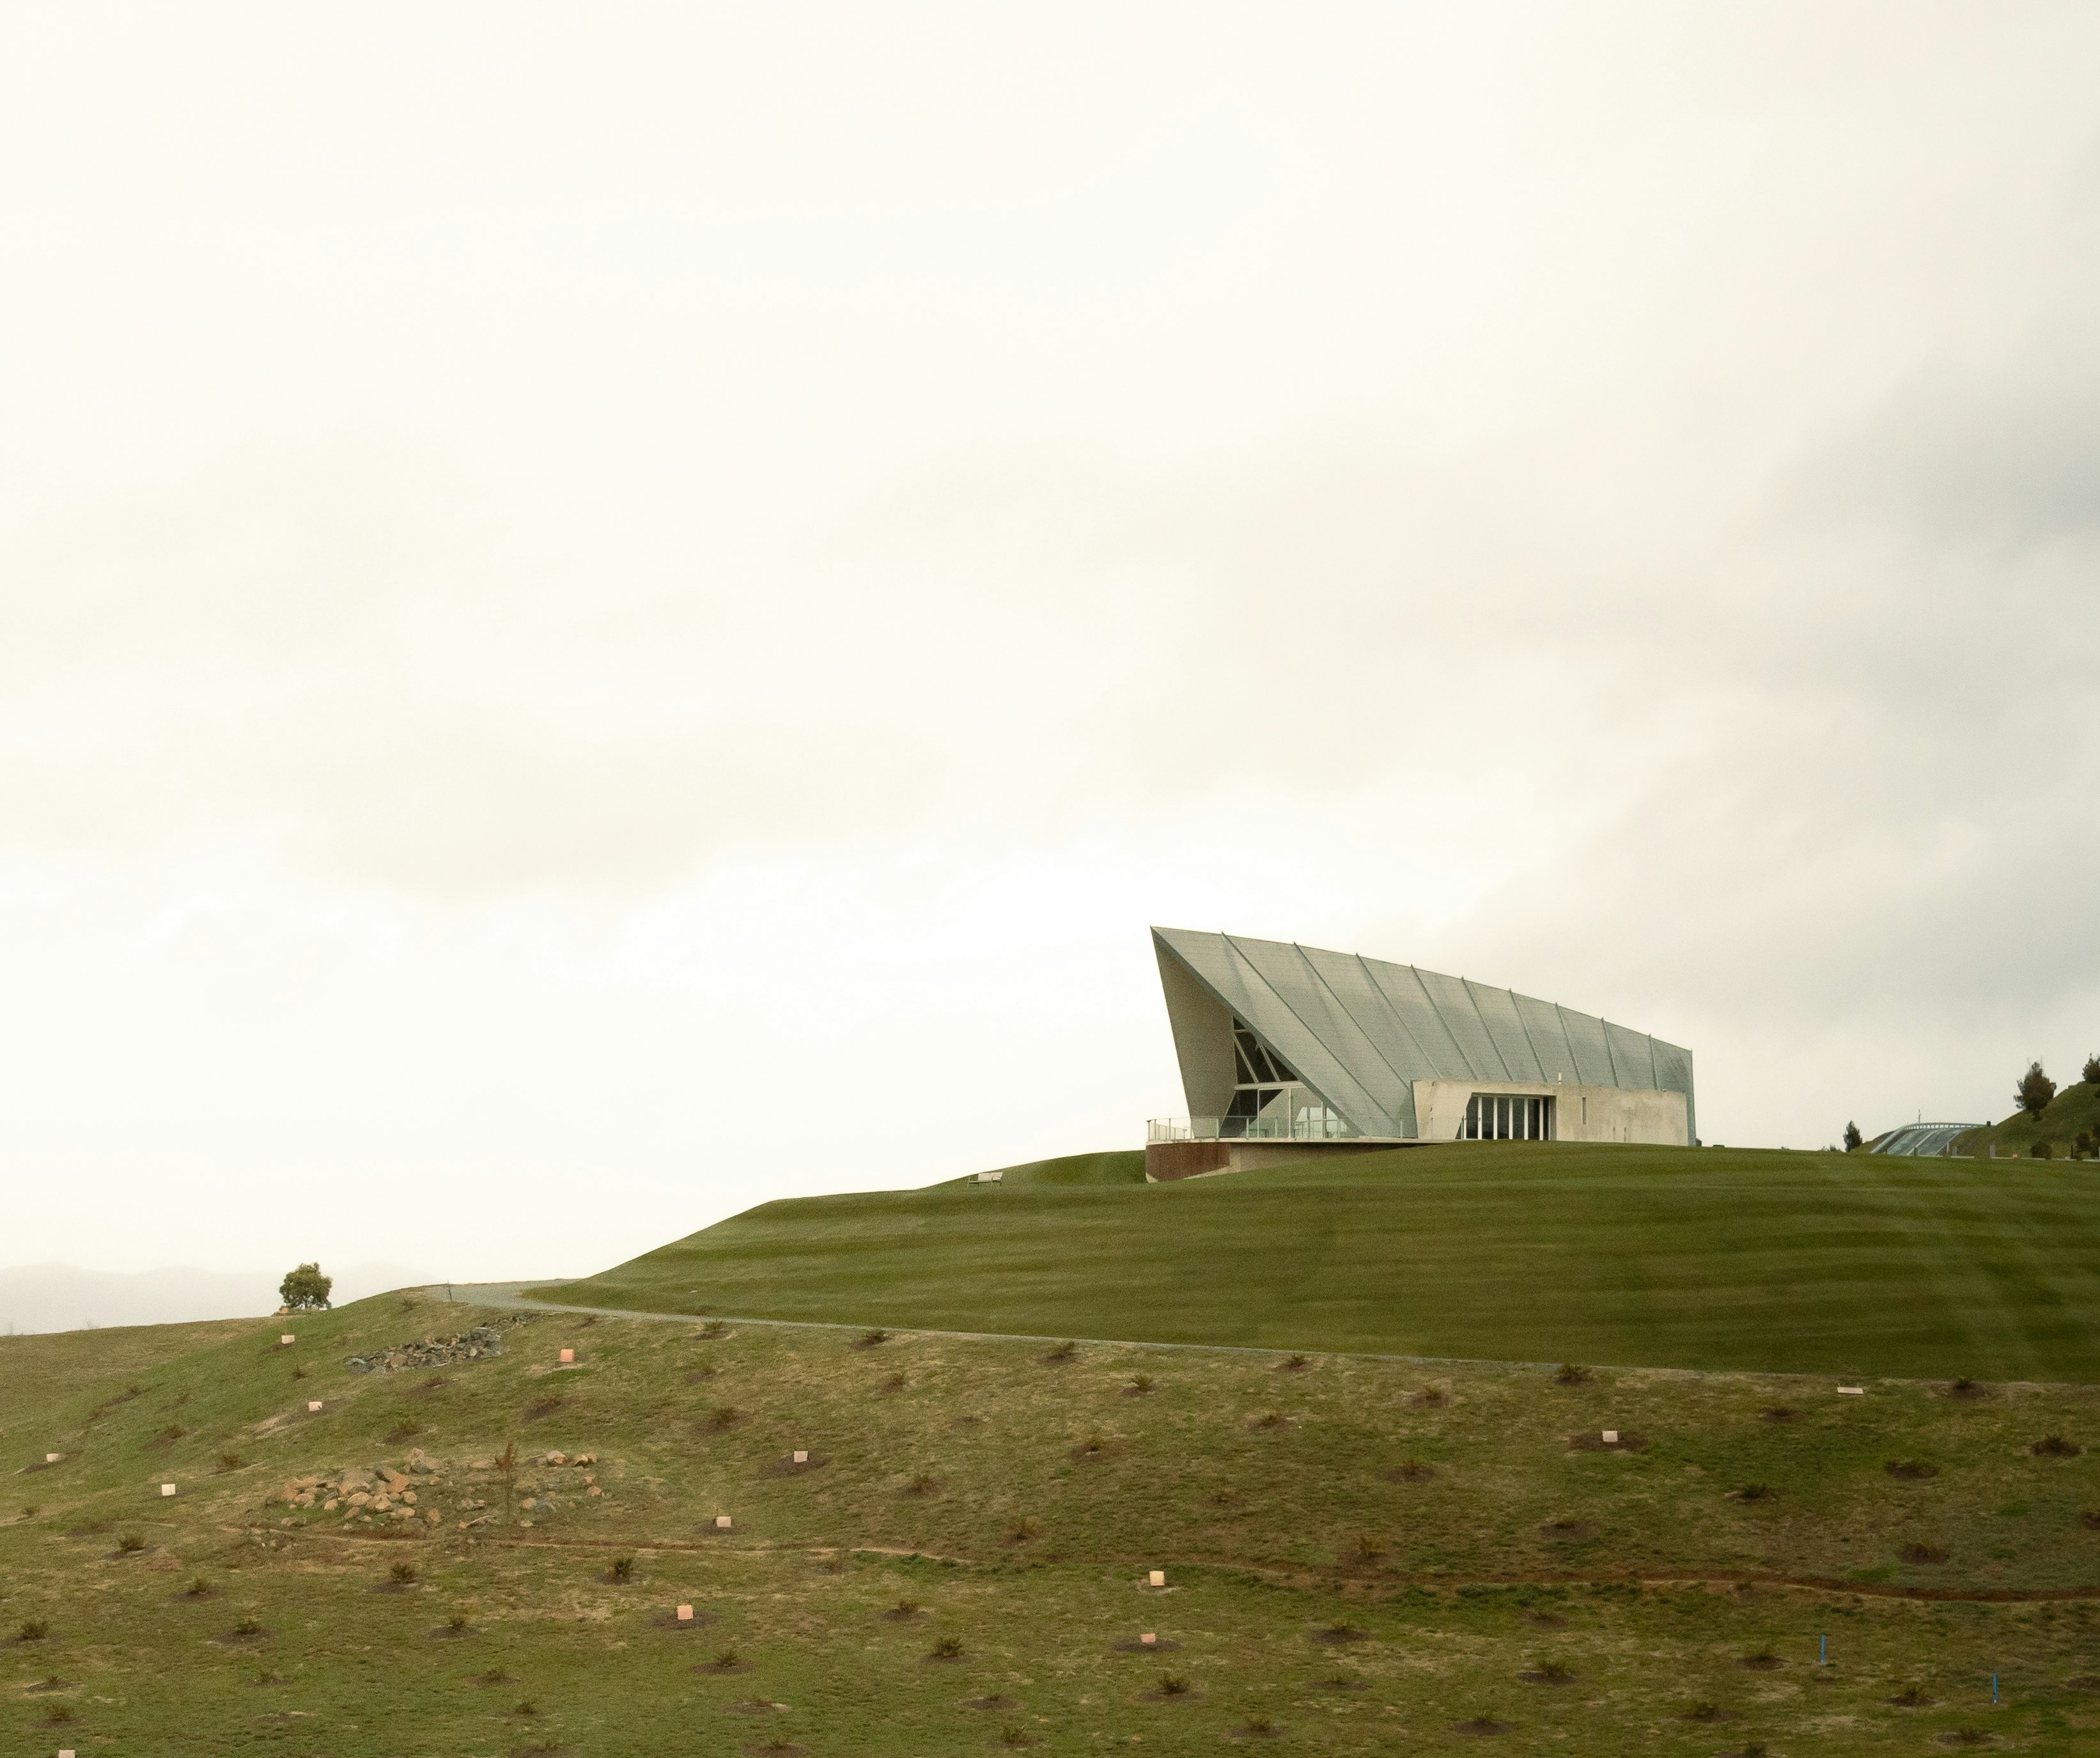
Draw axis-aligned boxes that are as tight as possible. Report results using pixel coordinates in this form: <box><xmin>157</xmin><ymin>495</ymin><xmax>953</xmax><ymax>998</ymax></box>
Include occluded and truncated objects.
<box><xmin>1819</xmin><ymin>1635</ymin><xmax>1826</xmax><ymax>1666</ymax></box>
<box><xmin>1993</xmin><ymin>1673</ymin><xmax>1998</xmax><ymax>1704</ymax></box>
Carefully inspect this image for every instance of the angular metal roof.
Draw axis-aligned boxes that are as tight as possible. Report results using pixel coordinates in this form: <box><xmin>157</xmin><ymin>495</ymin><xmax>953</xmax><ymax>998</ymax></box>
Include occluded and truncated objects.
<box><xmin>1153</xmin><ymin>926</ymin><xmax>1695</xmax><ymax>1141</ymax></box>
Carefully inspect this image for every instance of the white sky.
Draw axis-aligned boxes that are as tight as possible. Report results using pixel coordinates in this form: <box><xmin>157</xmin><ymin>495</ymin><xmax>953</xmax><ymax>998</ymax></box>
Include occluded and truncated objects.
<box><xmin>4</xmin><ymin>3</ymin><xmax>2098</xmax><ymax>1282</ymax></box>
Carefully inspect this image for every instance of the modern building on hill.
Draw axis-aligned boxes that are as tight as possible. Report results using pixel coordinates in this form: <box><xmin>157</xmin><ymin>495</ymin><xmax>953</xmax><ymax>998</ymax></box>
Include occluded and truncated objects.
<box><xmin>1146</xmin><ymin>926</ymin><xmax>1696</xmax><ymax>1181</ymax></box>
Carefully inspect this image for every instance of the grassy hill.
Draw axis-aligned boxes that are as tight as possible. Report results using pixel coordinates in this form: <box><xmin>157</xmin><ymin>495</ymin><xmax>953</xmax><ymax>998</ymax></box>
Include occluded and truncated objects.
<box><xmin>1956</xmin><ymin>1079</ymin><xmax>2100</xmax><ymax>1162</ymax></box>
<box><xmin>4</xmin><ymin>1291</ymin><xmax>2099</xmax><ymax>1754</ymax></box>
<box><xmin>536</xmin><ymin>1142</ymin><xmax>2100</xmax><ymax>1383</ymax></box>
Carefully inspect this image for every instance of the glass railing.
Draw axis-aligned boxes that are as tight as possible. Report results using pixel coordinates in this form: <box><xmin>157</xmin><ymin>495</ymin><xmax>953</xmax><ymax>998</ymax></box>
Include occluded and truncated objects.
<box><xmin>1147</xmin><ymin>1112</ymin><xmax>1361</xmax><ymax>1144</ymax></box>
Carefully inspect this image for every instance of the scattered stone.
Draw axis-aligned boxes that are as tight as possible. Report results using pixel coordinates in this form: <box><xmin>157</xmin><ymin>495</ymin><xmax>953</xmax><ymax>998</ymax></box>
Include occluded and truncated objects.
<box><xmin>343</xmin><ymin>1318</ymin><xmax>531</xmax><ymax>1374</ymax></box>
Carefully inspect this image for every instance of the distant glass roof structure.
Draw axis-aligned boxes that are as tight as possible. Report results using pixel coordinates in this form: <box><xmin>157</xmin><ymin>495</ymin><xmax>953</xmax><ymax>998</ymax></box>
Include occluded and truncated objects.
<box><xmin>1152</xmin><ymin>926</ymin><xmax>1695</xmax><ymax>1142</ymax></box>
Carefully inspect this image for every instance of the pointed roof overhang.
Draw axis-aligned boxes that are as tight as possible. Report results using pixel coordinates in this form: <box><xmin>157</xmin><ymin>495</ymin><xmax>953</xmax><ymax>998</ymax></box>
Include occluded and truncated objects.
<box><xmin>1151</xmin><ymin>926</ymin><xmax>1695</xmax><ymax>1141</ymax></box>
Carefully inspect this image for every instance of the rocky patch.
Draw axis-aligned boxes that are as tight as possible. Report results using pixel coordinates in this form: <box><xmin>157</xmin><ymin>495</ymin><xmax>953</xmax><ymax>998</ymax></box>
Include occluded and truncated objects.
<box><xmin>344</xmin><ymin>1319</ymin><xmax>532</xmax><ymax>1375</ymax></box>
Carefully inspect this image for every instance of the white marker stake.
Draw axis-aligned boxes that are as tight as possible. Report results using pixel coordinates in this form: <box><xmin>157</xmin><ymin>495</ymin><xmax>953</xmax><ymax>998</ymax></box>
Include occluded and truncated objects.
<box><xmin>1602</xmin><ymin>1430</ymin><xmax>1618</xmax><ymax>1445</ymax></box>
<box><xmin>1140</xmin><ymin>1633</ymin><xmax>1156</xmax><ymax>1645</ymax></box>
<box><xmin>676</xmin><ymin>1604</ymin><xmax>694</xmax><ymax>1621</ymax></box>
<box><xmin>307</xmin><ymin>1401</ymin><xmax>323</xmax><ymax>1413</ymax></box>
<box><xmin>161</xmin><ymin>1483</ymin><xmax>176</xmax><ymax>1497</ymax></box>
<box><xmin>1837</xmin><ymin>1387</ymin><xmax>1864</xmax><ymax>1396</ymax></box>
<box><xmin>715</xmin><ymin>1514</ymin><xmax>732</xmax><ymax>1529</ymax></box>
<box><xmin>280</xmin><ymin>1334</ymin><xmax>295</xmax><ymax>1346</ymax></box>
<box><xmin>46</xmin><ymin>1452</ymin><xmax>61</xmax><ymax>1463</ymax></box>
<box><xmin>1148</xmin><ymin>1570</ymin><xmax>1165</xmax><ymax>1587</ymax></box>
<box><xmin>559</xmin><ymin>1348</ymin><xmax>575</xmax><ymax>1364</ymax></box>
<box><xmin>793</xmin><ymin>1451</ymin><xmax>809</xmax><ymax>1465</ymax></box>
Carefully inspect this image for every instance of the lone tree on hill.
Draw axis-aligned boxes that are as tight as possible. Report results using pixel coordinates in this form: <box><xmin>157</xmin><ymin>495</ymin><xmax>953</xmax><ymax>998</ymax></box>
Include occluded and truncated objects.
<box><xmin>2084</xmin><ymin>1052</ymin><xmax>2099</xmax><ymax>1087</ymax></box>
<box><xmin>2016</xmin><ymin>1061</ymin><xmax>2057</xmax><ymax>1118</ymax></box>
<box><xmin>1842</xmin><ymin>1121</ymin><xmax>1863</xmax><ymax>1152</ymax></box>
<box><xmin>279</xmin><ymin>1263</ymin><xmax>333</xmax><ymax>1311</ymax></box>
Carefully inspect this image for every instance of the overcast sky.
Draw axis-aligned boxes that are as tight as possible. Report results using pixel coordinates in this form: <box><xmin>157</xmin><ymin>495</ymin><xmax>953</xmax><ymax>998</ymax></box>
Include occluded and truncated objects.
<box><xmin>4</xmin><ymin>4</ymin><xmax>2097</xmax><ymax>1288</ymax></box>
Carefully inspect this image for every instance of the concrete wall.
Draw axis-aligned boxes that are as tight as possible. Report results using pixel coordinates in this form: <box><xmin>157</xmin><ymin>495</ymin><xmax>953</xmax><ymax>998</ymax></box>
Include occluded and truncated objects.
<box><xmin>1412</xmin><ymin>1078</ymin><xmax>1689</xmax><ymax>1146</ymax></box>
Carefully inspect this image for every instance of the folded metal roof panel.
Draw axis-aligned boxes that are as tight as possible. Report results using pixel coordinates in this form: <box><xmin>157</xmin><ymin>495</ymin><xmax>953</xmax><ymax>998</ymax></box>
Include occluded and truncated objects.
<box><xmin>1151</xmin><ymin>926</ymin><xmax>1693</xmax><ymax>1142</ymax></box>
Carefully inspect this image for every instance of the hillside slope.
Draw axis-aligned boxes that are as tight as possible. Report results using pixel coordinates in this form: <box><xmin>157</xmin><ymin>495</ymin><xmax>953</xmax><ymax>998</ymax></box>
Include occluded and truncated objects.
<box><xmin>3</xmin><ymin>1293</ymin><xmax>2097</xmax><ymax>1754</ymax></box>
<box><xmin>1956</xmin><ymin>1078</ymin><xmax>2100</xmax><ymax>1161</ymax></box>
<box><xmin>538</xmin><ymin>1142</ymin><xmax>2100</xmax><ymax>1381</ymax></box>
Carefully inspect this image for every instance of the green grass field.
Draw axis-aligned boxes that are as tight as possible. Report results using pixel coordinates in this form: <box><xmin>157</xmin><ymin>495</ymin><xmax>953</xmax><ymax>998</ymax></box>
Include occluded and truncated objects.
<box><xmin>6</xmin><ymin>1290</ymin><xmax>2100</xmax><ymax>1755</ymax></box>
<box><xmin>538</xmin><ymin>1143</ymin><xmax>2100</xmax><ymax>1382</ymax></box>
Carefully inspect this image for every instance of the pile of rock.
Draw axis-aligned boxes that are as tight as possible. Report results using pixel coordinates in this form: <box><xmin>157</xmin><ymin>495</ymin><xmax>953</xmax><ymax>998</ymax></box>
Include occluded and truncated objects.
<box><xmin>280</xmin><ymin>1445</ymin><xmax>609</xmax><ymax>1530</ymax></box>
<box><xmin>281</xmin><ymin>1449</ymin><xmax>453</xmax><ymax>1525</ymax></box>
<box><xmin>342</xmin><ymin>1318</ymin><xmax>530</xmax><ymax>1374</ymax></box>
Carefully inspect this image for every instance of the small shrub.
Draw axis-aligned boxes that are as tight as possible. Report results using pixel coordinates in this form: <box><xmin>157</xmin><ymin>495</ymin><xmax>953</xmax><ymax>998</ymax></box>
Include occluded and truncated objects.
<box><xmin>1394</xmin><ymin>1457</ymin><xmax>1433</xmax><ymax>1481</ymax></box>
<box><xmin>1683</xmin><ymin>1702</ymin><xmax>1722</xmax><ymax>1722</ymax></box>
<box><xmin>1736</xmin><ymin>1484</ymin><xmax>1772</xmax><ymax>1502</ymax></box>
<box><xmin>1127</xmin><ymin>1373</ymin><xmax>1155</xmax><ymax>1394</ymax></box>
<box><xmin>1739</xmin><ymin>1649</ymin><xmax>1780</xmax><ymax>1670</ymax></box>
<box><xmin>20</xmin><ymin>1504</ymin><xmax>39</xmax><ymax>1518</ymax></box>
<box><xmin>855</xmin><ymin>1328</ymin><xmax>889</xmax><ymax>1349</ymax></box>
<box><xmin>931</xmin><ymin>1635</ymin><xmax>965</xmax><ymax>1659</ymax></box>
<box><xmin>1249</xmin><ymin>1411</ymin><xmax>1286</xmax><ymax>1431</ymax></box>
<box><xmin>1900</xmin><ymin>1542</ymin><xmax>1949</xmax><ymax>1564</ymax></box>
<box><xmin>2032</xmin><ymin>1139</ymin><xmax>2053</xmax><ymax>1159</ymax></box>
<box><xmin>1043</xmin><ymin>1340</ymin><xmax>1077</xmax><ymax>1363</ymax></box>
<box><xmin>904</xmin><ymin>1471</ymin><xmax>940</xmax><ymax>1497</ymax></box>
<box><xmin>157</xmin><ymin>1423</ymin><xmax>189</xmax><ymax>1442</ymax></box>
<box><xmin>999</xmin><ymin>1722</ymin><xmax>1034</xmax><ymax>1746</ymax></box>
<box><xmin>1950</xmin><ymin>1376</ymin><xmax>1983</xmax><ymax>1396</ymax></box>
<box><xmin>712</xmin><ymin>1648</ymin><xmax>743</xmax><ymax>1670</ymax></box>
<box><xmin>513</xmin><ymin>1698</ymin><xmax>539</xmax><ymax>1717</ymax></box>
<box><xmin>117</xmin><ymin>1532</ymin><xmax>146</xmax><ymax>1553</ymax></box>
<box><xmin>610</xmin><ymin>1556</ymin><xmax>635</xmax><ymax>1582</ymax></box>
<box><xmin>1553</xmin><ymin>1363</ymin><xmax>1589</xmax><ymax>1386</ymax></box>
<box><xmin>881</xmin><ymin>1371</ymin><xmax>907</xmax><ymax>1393</ymax></box>
<box><xmin>1885</xmin><ymin>1460</ymin><xmax>1939</xmax><ymax>1481</ymax></box>
<box><xmin>2084</xmin><ymin>1052</ymin><xmax>2100</xmax><ymax>1086</ymax></box>
<box><xmin>390</xmin><ymin>1560</ymin><xmax>419</xmax><ymax>1585</ymax></box>
<box><xmin>2032</xmin><ymin>1435</ymin><xmax>2081</xmax><ymax>1458</ymax></box>
<box><xmin>701</xmin><ymin>1319</ymin><xmax>729</xmax><ymax>1337</ymax></box>
<box><xmin>1354</xmin><ymin>1533</ymin><xmax>1383</xmax><ymax>1560</ymax></box>
<box><xmin>2081</xmin><ymin>1509</ymin><xmax>2100</xmax><ymax>1530</ymax></box>
<box><xmin>525</xmin><ymin>1395</ymin><xmax>564</xmax><ymax>1420</ymax></box>
<box><xmin>217</xmin><ymin>1449</ymin><xmax>245</xmax><ymax>1471</ymax></box>
<box><xmin>1159</xmin><ymin>1673</ymin><xmax>1191</xmax><ymax>1695</ymax></box>
<box><xmin>1241</xmin><ymin>1715</ymin><xmax>1279</xmax><ymax>1736</ymax></box>
<box><xmin>1280</xmin><ymin>1352</ymin><xmax>1309</xmax><ymax>1371</ymax></box>
<box><xmin>1006</xmin><ymin>1517</ymin><xmax>1039</xmax><ymax>1544</ymax></box>
<box><xmin>183</xmin><ymin>1576</ymin><xmax>212</xmax><ymax>1596</ymax></box>
<box><xmin>17</xmin><ymin>1617</ymin><xmax>49</xmax><ymax>1641</ymax></box>
<box><xmin>1760</xmin><ymin>1406</ymin><xmax>1798</xmax><ymax>1422</ymax></box>
<box><xmin>389</xmin><ymin>1420</ymin><xmax>424</xmax><ymax>1442</ymax></box>
<box><xmin>233</xmin><ymin>1614</ymin><xmax>263</xmax><ymax>1637</ymax></box>
<box><xmin>892</xmin><ymin>1596</ymin><xmax>921</xmax><ymax>1617</ymax></box>
<box><xmin>1539</xmin><ymin>1660</ymin><xmax>1573</xmax><ymax>1682</ymax></box>
<box><xmin>290</xmin><ymin>1365</ymin><xmax>308</xmax><ymax>1380</ymax></box>
<box><xmin>448</xmin><ymin>1612</ymin><xmax>469</xmax><ymax>1633</ymax></box>
<box><xmin>44</xmin><ymin>1703</ymin><xmax>75</xmax><ymax>1724</ymax></box>
<box><xmin>1891</xmin><ymin>1684</ymin><xmax>1933</xmax><ymax>1706</ymax></box>
<box><xmin>706</xmin><ymin>1404</ymin><xmax>741</xmax><ymax>1431</ymax></box>
<box><xmin>1206</xmin><ymin>1487</ymin><xmax>1237</xmax><ymax>1507</ymax></box>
